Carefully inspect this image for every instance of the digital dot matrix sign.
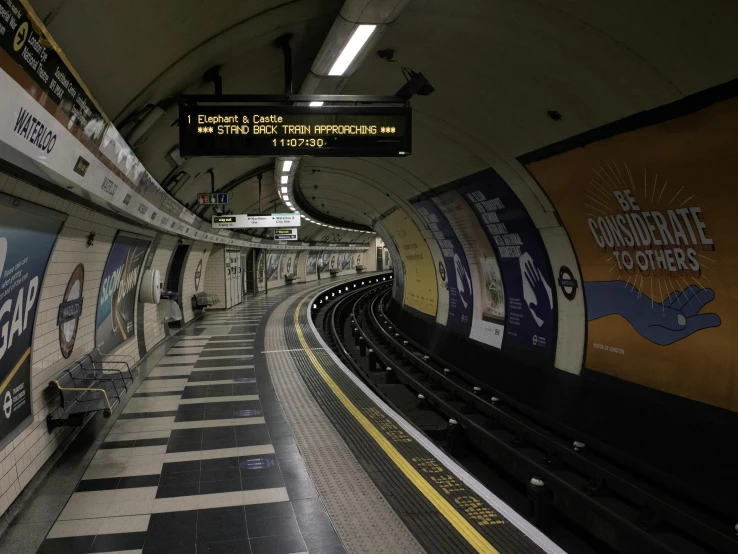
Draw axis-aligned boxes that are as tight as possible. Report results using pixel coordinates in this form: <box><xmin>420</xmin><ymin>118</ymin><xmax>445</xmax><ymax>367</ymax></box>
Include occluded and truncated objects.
<box><xmin>179</xmin><ymin>103</ymin><xmax>411</xmax><ymax>157</ymax></box>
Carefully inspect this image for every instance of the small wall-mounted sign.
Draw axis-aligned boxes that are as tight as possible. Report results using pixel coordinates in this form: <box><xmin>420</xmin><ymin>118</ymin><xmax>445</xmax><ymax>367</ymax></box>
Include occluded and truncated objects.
<box><xmin>58</xmin><ymin>264</ymin><xmax>85</xmax><ymax>359</ymax></box>
<box><xmin>73</xmin><ymin>156</ymin><xmax>89</xmax><ymax>177</ymax></box>
<box><xmin>197</xmin><ymin>193</ymin><xmax>229</xmax><ymax>205</ymax></box>
<box><xmin>558</xmin><ymin>266</ymin><xmax>578</xmax><ymax>301</ymax></box>
<box><xmin>274</xmin><ymin>228</ymin><xmax>298</xmax><ymax>241</ymax></box>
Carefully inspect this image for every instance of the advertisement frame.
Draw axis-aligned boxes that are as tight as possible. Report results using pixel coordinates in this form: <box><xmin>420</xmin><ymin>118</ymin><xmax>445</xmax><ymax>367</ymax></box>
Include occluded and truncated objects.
<box><xmin>95</xmin><ymin>230</ymin><xmax>151</xmax><ymax>356</ymax></box>
<box><xmin>0</xmin><ymin>192</ymin><xmax>66</xmax><ymax>450</ymax></box>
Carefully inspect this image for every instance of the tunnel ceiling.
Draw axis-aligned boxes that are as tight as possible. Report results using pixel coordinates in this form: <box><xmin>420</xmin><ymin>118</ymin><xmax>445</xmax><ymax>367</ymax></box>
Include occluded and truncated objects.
<box><xmin>29</xmin><ymin>0</ymin><xmax>738</xmax><ymax>242</ymax></box>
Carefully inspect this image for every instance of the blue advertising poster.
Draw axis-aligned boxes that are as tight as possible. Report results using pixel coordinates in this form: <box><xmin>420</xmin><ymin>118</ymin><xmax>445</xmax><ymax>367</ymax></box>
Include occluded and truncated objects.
<box><xmin>0</xmin><ymin>195</ymin><xmax>64</xmax><ymax>446</ymax></box>
<box><xmin>412</xmin><ymin>198</ymin><xmax>473</xmax><ymax>336</ymax></box>
<box><xmin>96</xmin><ymin>232</ymin><xmax>150</xmax><ymax>355</ymax></box>
<box><xmin>458</xmin><ymin>169</ymin><xmax>556</xmax><ymax>363</ymax></box>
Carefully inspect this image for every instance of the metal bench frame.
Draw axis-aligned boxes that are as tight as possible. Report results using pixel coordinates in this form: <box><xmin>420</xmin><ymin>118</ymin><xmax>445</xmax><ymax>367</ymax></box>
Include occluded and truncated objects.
<box><xmin>46</xmin><ymin>348</ymin><xmax>137</xmax><ymax>432</ymax></box>
<box><xmin>192</xmin><ymin>292</ymin><xmax>220</xmax><ymax>309</ymax></box>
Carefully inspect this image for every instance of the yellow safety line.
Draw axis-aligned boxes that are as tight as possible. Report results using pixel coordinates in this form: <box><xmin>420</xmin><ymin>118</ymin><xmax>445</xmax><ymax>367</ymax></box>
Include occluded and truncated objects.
<box><xmin>293</xmin><ymin>298</ymin><xmax>499</xmax><ymax>554</ymax></box>
<box><xmin>0</xmin><ymin>348</ymin><xmax>31</xmax><ymax>394</ymax></box>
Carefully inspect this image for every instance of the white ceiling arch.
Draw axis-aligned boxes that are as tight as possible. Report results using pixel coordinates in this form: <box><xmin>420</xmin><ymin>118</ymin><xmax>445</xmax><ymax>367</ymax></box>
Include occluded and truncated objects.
<box><xmin>28</xmin><ymin>0</ymin><xmax>738</xmax><ymax>237</ymax></box>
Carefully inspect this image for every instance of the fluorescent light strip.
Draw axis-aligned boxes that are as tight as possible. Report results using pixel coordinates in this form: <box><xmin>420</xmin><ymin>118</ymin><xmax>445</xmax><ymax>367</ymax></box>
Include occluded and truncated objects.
<box><xmin>309</xmin><ymin>101</ymin><xmax>324</xmax><ymax>107</ymax></box>
<box><xmin>282</xmin><ymin>160</ymin><xmax>293</xmax><ymax>172</ymax></box>
<box><xmin>328</xmin><ymin>25</ymin><xmax>377</xmax><ymax>76</ymax></box>
<box><xmin>281</xmin><ymin>176</ymin><xmax>289</xmax><ymax>184</ymax></box>
<box><xmin>281</xmin><ymin>186</ymin><xmax>288</xmax><ymax>193</ymax></box>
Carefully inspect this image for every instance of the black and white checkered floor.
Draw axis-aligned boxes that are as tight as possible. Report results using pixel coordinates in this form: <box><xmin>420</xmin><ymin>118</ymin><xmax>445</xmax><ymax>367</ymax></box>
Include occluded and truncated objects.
<box><xmin>35</xmin><ymin>293</ymin><xmax>345</xmax><ymax>554</ymax></box>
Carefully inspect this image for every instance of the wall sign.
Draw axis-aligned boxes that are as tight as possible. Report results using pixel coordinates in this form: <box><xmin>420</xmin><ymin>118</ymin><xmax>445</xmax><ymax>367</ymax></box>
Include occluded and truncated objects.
<box><xmin>96</xmin><ymin>232</ymin><xmax>151</xmax><ymax>355</ymax></box>
<box><xmin>558</xmin><ymin>266</ymin><xmax>578</xmax><ymax>301</ymax></box>
<box><xmin>179</xmin><ymin>102</ymin><xmax>412</xmax><ymax>157</ymax></box>
<box><xmin>0</xmin><ymin>194</ymin><xmax>65</xmax><ymax>446</ymax></box>
<box><xmin>212</xmin><ymin>213</ymin><xmax>301</xmax><ymax>229</ymax></box>
<box><xmin>274</xmin><ymin>228</ymin><xmax>298</xmax><ymax>241</ymax></box>
<box><xmin>197</xmin><ymin>193</ymin><xmax>228</xmax><ymax>205</ymax></box>
<box><xmin>58</xmin><ymin>264</ymin><xmax>84</xmax><ymax>359</ymax></box>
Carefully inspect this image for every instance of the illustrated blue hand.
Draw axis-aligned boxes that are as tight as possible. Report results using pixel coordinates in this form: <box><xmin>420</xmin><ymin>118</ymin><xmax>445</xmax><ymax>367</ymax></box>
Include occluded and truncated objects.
<box><xmin>585</xmin><ymin>281</ymin><xmax>721</xmax><ymax>346</ymax></box>
<box><xmin>523</xmin><ymin>261</ymin><xmax>550</xmax><ymax>325</ymax></box>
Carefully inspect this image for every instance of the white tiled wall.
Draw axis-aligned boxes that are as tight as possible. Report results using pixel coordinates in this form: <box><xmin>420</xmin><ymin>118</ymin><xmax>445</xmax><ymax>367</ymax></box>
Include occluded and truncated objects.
<box><xmin>142</xmin><ymin>234</ymin><xmax>179</xmax><ymax>352</ymax></box>
<box><xmin>0</xmin><ymin>172</ymin><xmax>165</xmax><ymax>519</ymax></box>
<box><xmin>180</xmin><ymin>242</ymin><xmax>212</xmax><ymax>324</ymax></box>
<box><xmin>202</xmin><ymin>245</ymin><xmax>226</xmax><ymax>309</ymax></box>
<box><xmin>362</xmin><ymin>240</ymin><xmax>379</xmax><ymax>272</ymax></box>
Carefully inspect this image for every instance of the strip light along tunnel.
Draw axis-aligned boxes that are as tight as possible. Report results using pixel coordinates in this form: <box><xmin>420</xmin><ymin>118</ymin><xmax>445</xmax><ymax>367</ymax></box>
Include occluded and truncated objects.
<box><xmin>179</xmin><ymin>104</ymin><xmax>412</xmax><ymax>157</ymax></box>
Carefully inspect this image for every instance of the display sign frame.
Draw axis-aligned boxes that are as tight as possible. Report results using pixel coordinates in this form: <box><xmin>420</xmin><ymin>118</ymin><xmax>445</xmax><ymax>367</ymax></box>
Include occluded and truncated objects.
<box><xmin>274</xmin><ymin>228</ymin><xmax>298</xmax><ymax>241</ymax></box>
<box><xmin>179</xmin><ymin>102</ymin><xmax>412</xmax><ymax>158</ymax></box>
<box><xmin>197</xmin><ymin>193</ymin><xmax>229</xmax><ymax>205</ymax></box>
<box><xmin>212</xmin><ymin>213</ymin><xmax>301</xmax><ymax>229</ymax></box>
<box><xmin>0</xmin><ymin>193</ymin><xmax>66</xmax><ymax>449</ymax></box>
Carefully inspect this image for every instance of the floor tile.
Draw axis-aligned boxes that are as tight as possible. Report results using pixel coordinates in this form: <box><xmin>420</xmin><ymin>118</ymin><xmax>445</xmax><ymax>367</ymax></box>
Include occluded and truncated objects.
<box><xmin>90</xmin><ymin>531</ymin><xmax>147</xmax><ymax>553</ymax></box>
<box><xmin>37</xmin><ymin>535</ymin><xmax>96</xmax><ymax>554</ymax></box>
<box><xmin>248</xmin><ymin>515</ymin><xmax>301</xmax><ymax>539</ymax></box>
<box><xmin>196</xmin><ymin>506</ymin><xmax>247</xmax><ymax>543</ymax></box>
<box><xmin>248</xmin><ymin>534</ymin><xmax>307</xmax><ymax>554</ymax></box>
<box><xmin>197</xmin><ymin>538</ymin><xmax>251</xmax><ymax>553</ymax></box>
<box><xmin>145</xmin><ymin>510</ymin><xmax>197</xmax><ymax>549</ymax></box>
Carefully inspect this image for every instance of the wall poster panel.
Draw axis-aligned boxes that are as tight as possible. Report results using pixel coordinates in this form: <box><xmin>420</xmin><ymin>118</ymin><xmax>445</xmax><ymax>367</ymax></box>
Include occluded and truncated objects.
<box><xmin>524</xmin><ymin>96</ymin><xmax>738</xmax><ymax>409</ymax></box>
<box><xmin>96</xmin><ymin>232</ymin><xmax>151</xmax><ymax>355</ymax></box>
<box><xmin>457</xmin><ymin>170</ymin><xmax>556</xmax><ymax>365</ymax></box>
<box><xmin>0</xmin><ymin>194</ymin><xmax>64</xmax><ymax>447</ymax></box>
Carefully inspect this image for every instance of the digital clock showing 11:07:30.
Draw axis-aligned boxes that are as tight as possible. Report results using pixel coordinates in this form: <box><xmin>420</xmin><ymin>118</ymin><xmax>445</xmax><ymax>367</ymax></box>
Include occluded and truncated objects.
<box><xmin>178</xmin><ymin>103</ymin><xmax>412</xmax><ymax>157</ymax></box>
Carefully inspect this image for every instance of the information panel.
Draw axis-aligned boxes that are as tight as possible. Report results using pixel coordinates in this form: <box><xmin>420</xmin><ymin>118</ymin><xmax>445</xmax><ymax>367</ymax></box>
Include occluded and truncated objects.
<box><xmin>179</xmin><ymin>104</ymin><xmax>412</xmax><ymax>157</ymax></box>
<box><xmin>274</xmin><ymin>228</ymin><xmax>298</xmax><ymax>241</ymax></box>
<box><xmin>212</xmin><ymin>213</ymin><xmax>301</xmax><ymax>229</ymax></box>
<box><xmin>197</xmin><ymin>193</ymin><xmax>228</xmax><ymax>205</ymax></box>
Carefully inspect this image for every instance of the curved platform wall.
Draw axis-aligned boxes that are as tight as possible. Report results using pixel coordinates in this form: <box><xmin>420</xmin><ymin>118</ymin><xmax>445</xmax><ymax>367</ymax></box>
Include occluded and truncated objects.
<box><xmin>0</xmin><ymin>170</ymin><xmax>176</xmax><ymax>513</ymax></box>
<box><xmin>179</xmin><ymin>244</ymin><xmax>212</xmax><ymax>324</ymax></box>
<box><xmin>379</xmin><ymin>87</ymin><xmax>738</xmax><ymax>503</ymax></box>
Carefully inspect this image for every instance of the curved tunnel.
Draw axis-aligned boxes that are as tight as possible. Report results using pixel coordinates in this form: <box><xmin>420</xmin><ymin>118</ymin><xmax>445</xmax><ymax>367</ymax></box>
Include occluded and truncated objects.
<box><xmin>0</xmin><ymin>0</ymin><xmax>737</xmax><ymax>552</ymax></box>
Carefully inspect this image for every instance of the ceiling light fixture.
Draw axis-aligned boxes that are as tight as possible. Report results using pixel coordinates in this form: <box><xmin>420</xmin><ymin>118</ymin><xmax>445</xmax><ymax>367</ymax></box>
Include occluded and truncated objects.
<box><xmin>329</xmin><ymin>25</ymin><xmax>377</xmax><ymax>76</ymax></box>
<box><xmin>281</xmin><ymin>186</ymin><xmax>288</xmax><ymax>194</ymax></box>
<box><xmin>309</xmin><ymin>101</ymin><xmax>324</xmax><ymax>107</ymax></box>
<box><xmin>281</xmin><ymin>175</ymin><xmax>289</xmax><ymax>184</ymax></box>
<box><xmin>282</xmin><ymin>160</ymin><xmax>293</xmax><ymax>172</ymax></box>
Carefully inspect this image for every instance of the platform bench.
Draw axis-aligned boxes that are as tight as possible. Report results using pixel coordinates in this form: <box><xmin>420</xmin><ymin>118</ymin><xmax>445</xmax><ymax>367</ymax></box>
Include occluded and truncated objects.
<box><xmin>47</xmin><ymin>349</ymin><xmax>138</xmax><ymax>432</ymax></box>
<box><xmin>192</xmin><ymin>292</ymin><xmax>219</xmax><ymax>310</ymax></box>
<box><xmin>285</xmin><ymin>273</ymin><xmax>298</xmax><ymax>284</ymax></box>
<box><xmin>356</xmin><ymin>265</ymin><xmax>364</xmax><ymax>272</ymax></box>
<box><xmin>330</xmin><ymin>268</ymin><xmax>339</xmax><ymax>276</ymax></box>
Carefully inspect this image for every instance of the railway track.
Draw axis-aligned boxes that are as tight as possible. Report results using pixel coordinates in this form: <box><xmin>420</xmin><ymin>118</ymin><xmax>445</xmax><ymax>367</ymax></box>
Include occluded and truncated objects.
<box><xmin>311</xmin><ymin>277</ymin><xmax>737</xmax><ymax>554</ymax></box>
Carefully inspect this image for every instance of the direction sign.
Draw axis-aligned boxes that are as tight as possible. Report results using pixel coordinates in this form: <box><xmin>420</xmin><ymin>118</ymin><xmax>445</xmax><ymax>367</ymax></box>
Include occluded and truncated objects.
<box><xmin>197</xmin><ymin>193</ymin><xmax>229</xmax><ymax>205</ymax></box>
<box><xmin>274</xmin><ymin>228</ymin><xmax>298</xmax><ymax>241</ymax></box>
<box><xmin>179</xmin><ymin>104</ymin><xmax>412</xmax><ymax>157</ymax></box>
<box><xmin>212</xmin><ymin>213</ymin><xmax>301</xmax><ymax>229</ymax></box>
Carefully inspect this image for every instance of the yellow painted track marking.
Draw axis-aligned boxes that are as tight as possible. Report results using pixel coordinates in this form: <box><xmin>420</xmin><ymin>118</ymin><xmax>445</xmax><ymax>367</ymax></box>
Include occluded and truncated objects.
<box><xmin>293</xmin><ymin>298</ymin><xmax>500</xmax><ymax>554</ymax></box>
